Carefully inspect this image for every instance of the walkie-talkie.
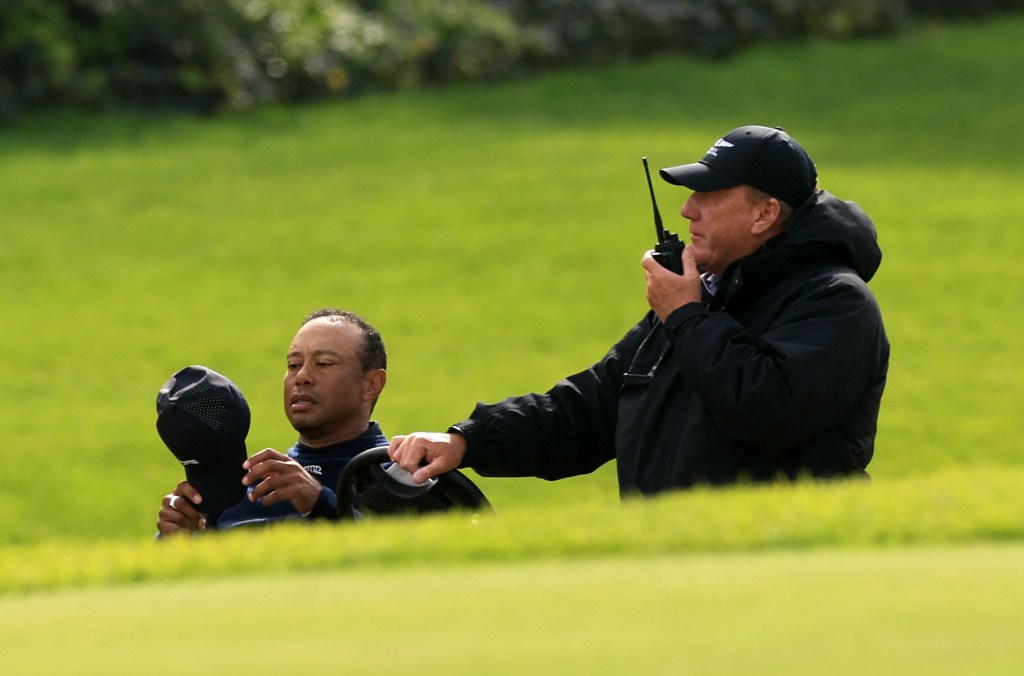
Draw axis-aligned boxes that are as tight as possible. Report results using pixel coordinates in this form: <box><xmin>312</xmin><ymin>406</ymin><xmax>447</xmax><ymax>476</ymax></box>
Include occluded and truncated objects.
<box><xmin>642</xmin><ymin>156</ymin><xmax>685</xmax><ymax>274</ymax></box>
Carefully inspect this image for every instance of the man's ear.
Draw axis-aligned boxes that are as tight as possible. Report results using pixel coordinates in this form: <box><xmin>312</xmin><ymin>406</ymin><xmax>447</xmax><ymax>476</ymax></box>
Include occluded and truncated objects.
<box><xmin>363</xmin><ymin>369</ymin><xmax>387</xmax><ymax>401</ymax></box>
<box><xmin>750</xmin><ymin>197</ymin><xmax>782</xmax><ymax>236</ymax></box>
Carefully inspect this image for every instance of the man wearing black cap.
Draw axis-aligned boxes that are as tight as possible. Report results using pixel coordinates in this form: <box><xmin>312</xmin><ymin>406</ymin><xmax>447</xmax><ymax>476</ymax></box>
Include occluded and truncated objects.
<box><xmin>156</xmin><ymin>308</ymin><xmax>388</xmax><ymax>535</ymax></box>
<box><xmin>389</xmin><ymin>125</ymin><xmax>889</xmax><ymax>495</ymax></box>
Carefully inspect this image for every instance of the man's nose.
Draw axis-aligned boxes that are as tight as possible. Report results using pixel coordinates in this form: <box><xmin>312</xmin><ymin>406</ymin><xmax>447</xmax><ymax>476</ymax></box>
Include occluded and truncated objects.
<box><xmin>680</xmin><ymin>195</ymin><xmax>697</xmax><ymax>220</ymax></box>
<box><xmin>294</xmin><ymin>363</ymin><xmax>315</xmax><ymax>383</ymax></box>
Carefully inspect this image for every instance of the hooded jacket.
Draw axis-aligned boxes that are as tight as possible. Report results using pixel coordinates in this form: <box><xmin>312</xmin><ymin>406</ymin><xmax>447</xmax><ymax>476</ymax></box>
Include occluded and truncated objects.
<box><xmin>455</xmin><ymin>191</ymin><xmax>889</xmax><ymax>495</ymax></box>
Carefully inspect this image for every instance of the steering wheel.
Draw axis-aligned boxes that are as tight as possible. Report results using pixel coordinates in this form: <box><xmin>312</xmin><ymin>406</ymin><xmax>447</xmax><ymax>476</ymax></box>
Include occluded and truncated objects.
<box><xmin>334</xmin><ymin>446</ymin><xmax>492</xmax><ymax>520</ymax></box>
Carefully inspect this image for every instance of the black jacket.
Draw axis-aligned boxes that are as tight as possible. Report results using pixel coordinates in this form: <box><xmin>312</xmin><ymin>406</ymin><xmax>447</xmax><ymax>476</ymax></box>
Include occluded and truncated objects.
<box><xmin>456</xmin><ymin>191</ymin><xmax>889</xmax><ymax>495</ymax></box>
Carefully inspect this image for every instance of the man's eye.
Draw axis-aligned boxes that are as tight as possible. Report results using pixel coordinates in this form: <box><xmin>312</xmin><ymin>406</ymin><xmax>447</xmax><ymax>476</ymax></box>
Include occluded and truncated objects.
<box><xmin>317</xmin><ymin>362</ymin><xmax>333</xmax><ymax>368</ymax></box>
<box><xmin>287</xmin><ymin>363</ymin><xmax>301</xmax><ymax>370</ymax></box>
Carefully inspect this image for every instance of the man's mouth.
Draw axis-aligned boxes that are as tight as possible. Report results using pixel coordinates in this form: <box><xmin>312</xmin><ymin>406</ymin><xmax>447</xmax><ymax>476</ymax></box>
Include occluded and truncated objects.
<box><xmin>289</xmin><ymin>393</ymin><xmax>316</xmax><ymax>411</ymax></box>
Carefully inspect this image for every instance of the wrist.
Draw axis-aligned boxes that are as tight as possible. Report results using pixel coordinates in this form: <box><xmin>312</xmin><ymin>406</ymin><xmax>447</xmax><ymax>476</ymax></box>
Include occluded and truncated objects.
<box><xmin>447</xmin><ymin>424</ymin><xmax>474</xmax><ymax>468</ymax></box>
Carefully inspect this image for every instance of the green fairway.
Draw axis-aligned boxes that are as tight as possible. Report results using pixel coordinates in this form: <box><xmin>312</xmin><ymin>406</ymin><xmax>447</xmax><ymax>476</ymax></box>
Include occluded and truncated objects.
<box><xmin>4</xmin><ymin>544</ymin><xmax>1023</xmax><ymax>674</ymax></box>
<box><xmin>2</xmin><ymin>13</ymin><xmax>1024</xmax><ymax>671</ymax></box>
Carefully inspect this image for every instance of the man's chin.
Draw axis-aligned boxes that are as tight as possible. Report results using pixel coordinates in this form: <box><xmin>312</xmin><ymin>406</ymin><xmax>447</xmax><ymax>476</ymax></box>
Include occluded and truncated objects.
<box><xmin>287</xmin><ymin>414</ymin><xmax>321</xmax><ymax>435</ymax></box>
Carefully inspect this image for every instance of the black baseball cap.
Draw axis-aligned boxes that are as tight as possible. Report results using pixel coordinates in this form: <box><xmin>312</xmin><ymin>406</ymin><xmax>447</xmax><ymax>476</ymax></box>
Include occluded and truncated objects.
<box><xmin>660</xmin><ymin>125</ymin><xmax>817</xmax><ymax>207</ymax></box>
<box><xmin>156</xmin><ymin>365</ymin><xmax>250</xmax><ymax>516</ymax></box>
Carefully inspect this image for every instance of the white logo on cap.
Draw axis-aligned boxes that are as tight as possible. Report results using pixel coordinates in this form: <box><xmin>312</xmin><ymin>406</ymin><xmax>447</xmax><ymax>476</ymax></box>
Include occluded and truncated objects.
<box><xmin>705</xmin><ymin>138</ymin><xmax>735</xmax><ymax>157</ymax></box>
<box><xmin>180</xmin><ymin>459</ymin><xmax>199</xmax><ymax>465</ymax></box>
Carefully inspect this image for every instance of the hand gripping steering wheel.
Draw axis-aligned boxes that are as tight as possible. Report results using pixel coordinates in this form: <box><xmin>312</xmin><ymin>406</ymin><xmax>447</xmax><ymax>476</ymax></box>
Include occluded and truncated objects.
<box><xmin>334</xmin><ymin>446</ymin><xmax>492</xmax><ymax>520</ymax></box>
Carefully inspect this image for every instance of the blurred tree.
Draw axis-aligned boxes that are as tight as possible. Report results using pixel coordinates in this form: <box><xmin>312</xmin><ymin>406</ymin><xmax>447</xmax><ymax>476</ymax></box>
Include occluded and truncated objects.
<box><xmin>1</xmin><ymin>0</ymin><xmax>1021</xmax><ymax>120</ymax></box>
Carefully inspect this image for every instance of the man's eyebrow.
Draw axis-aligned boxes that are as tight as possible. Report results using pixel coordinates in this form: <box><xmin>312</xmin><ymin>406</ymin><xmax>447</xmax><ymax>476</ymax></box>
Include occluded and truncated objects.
<box><xmin>287</xmin><ymin>349</ymin><xmax>343</xmax><ymax>359</ymax></box>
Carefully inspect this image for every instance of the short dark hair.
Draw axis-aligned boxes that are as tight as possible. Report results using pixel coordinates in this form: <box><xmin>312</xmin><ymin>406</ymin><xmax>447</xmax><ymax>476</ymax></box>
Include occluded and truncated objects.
<box><xmin>301</xmin><ymin>308</ymin><xmax>387</xmax><ymax>372</ymax></box>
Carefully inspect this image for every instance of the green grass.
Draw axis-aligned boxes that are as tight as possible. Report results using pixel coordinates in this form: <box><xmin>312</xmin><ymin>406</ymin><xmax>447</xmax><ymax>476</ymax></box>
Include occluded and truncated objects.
<box><xmin>4</xmin><ymin>16</ymin><xmax>1024</xmax><ymax>546</ymax></box>
<box><xmin>1</xmin><ymin>464</ymin><xmax>1021</xmax><ymax>595</ymax></box>
<box><xmin>2</xmin><ymin>463</ymin><xmax>1023</xmax><ymax>672</ymax></box>
<box><xmin>4</xmin><ymin>545</ymin><xmax>1024</xmax><ymax>674</ymax></box>
<box><xmin>1</xmin><ymin>15</ymin><xmax>1024</xmax><ymax>672</ymax></box>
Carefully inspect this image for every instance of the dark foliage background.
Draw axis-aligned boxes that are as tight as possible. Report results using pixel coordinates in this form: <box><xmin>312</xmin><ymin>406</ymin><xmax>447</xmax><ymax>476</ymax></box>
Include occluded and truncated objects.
<box><xmin>2</xmin><ymin>0</ymin><xmax>1022</xmax><ymax>119</ymax></box>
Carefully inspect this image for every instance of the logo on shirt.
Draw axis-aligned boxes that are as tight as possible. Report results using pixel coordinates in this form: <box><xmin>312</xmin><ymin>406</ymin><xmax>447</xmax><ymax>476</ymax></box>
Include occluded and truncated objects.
<box><xmin>304</xmin><ymin>464</ymin><xmax>323</xmax><ymax>476</ymax></box>
<box><xmin>705</xmin><ymin>138</ymin><xmax>735</xmax><ymax>157</ymax></box>
<box><xmin>180</xmin><ymin>459</ymin><xmax>199</xmax><ymax>466</ymax></box>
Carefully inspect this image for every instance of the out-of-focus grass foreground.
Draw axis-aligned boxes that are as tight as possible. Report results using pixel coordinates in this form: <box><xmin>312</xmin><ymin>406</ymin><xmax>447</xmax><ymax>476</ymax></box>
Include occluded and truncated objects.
<box><xmin>2</xmin><ymin>15</ymin><xmax>1024</xmax><ymax>675</ymax></box>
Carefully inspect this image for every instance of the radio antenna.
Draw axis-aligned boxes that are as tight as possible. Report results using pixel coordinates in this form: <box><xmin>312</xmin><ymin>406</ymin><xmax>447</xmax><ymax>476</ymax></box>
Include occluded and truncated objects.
<box><xmin>642</xmin><ymin>156</ymin><xmax>666</xmax><ymax>241</ymax></box>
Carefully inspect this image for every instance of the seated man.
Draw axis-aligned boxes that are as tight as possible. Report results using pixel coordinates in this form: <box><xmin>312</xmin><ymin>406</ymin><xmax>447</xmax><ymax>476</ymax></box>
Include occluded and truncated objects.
<box><xmin>156</xmin><ymin>307</ymin><xmax>387</xmax><ymax>536</ymax></box>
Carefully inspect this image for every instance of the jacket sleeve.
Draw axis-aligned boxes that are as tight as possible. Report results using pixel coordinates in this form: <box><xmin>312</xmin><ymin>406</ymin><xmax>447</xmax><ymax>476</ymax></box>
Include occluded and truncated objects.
<box><xmin>304</xmin><ymin>486</ymin><xmax>339</xmax><ymax>521</ymax></box>
<box><xmin>455</xmin><ymin>317</ymin><xmax>653</xmax><ymax>480</ymax></box>
<box><xmin>664</xmin><ymin>272</ymin><xmax>888</xmax><ymax>453</ymax></box>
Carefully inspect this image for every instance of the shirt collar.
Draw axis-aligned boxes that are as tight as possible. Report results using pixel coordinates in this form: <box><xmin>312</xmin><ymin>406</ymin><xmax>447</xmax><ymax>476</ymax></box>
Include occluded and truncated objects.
<box><xmin>290</xmin><ymin>421</ymin><xmax>388</xmax><ymax>459</ymax></box>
